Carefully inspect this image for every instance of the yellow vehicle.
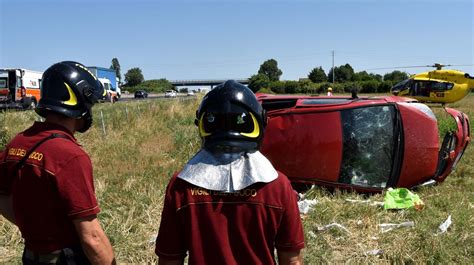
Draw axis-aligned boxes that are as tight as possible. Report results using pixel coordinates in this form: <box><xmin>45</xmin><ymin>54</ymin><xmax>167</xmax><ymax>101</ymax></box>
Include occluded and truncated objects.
<box><xmin>391</xmin><ymin>64</ymin><xmax>474</xmax><ymax>104</ymax></box>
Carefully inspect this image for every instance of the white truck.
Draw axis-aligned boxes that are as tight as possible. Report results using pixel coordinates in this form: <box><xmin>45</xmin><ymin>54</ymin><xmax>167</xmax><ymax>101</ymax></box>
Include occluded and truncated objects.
<box><xmin>87</xmin><ymin>66</ymin><xmax>121</xmax><ymax>103</ymax></box>
<box><xmin>98</xmin><ymin>78</ymin><xmax>120</xmax><ymax>103</ymax></box>
<box><xmin>0</xmin><ymin>68</ymin><xmax>43</xmax><ymax>109</ymax></box>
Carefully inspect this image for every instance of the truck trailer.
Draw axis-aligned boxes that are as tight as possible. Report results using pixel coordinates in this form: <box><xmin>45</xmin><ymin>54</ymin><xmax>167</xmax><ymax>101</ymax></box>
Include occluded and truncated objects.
<box><xmin>0</xmin><ymin>68</ymin><xmax>43</xmax><ymax>109</ymax></box>
<box><xmin>87</xmin><ymin>66</ymin><xmax>121</xmax><ymax>102</ymax></box>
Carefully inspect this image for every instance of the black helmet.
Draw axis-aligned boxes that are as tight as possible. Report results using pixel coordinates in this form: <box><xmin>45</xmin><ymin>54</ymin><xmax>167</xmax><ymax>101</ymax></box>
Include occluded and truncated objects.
<box><xmin>36</xmin><ymin>61</ymin><xmax>105</xmax><ymax>120</ymax></box>
<box><xmin>195</xmin><ymin>80</ymin><xmax>266</xmax><ymax>151</ymax></box>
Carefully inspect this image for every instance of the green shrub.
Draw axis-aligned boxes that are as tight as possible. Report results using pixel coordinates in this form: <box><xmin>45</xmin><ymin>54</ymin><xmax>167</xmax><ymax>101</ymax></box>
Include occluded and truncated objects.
<box><xmin>258</xmin><ymin>87</ymin><xmax>274</xmax><ymax>94</ymax></box>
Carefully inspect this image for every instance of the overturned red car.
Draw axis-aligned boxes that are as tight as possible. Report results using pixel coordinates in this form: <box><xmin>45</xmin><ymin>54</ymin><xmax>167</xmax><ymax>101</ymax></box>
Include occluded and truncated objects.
<box><xmin>258</xmin><ymin>94</ymin><xmax>470</xmax><ymax>192</ymax></box>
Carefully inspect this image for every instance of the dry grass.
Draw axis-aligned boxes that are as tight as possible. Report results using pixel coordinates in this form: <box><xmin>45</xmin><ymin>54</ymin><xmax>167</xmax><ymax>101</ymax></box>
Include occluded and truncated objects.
<box><xmin>0</xmin><ymin>94</ymin><xmax>473</xmax><ymax>263</ymax></box>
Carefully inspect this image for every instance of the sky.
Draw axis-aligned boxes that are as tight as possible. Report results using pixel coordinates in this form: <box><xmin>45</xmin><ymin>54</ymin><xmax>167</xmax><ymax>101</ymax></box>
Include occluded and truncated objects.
<box><xmin>1</xmin><ymin>0</ymin><xmax>473</xmax><ymax>82</ymax></box>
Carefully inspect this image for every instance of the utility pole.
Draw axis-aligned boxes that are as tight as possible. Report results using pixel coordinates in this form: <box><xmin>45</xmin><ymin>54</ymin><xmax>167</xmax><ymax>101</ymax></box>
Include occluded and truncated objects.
<box><xmin>332</xmin><ymin>50</ymin><xmax>335</xmax><ymax>83</ymax></box>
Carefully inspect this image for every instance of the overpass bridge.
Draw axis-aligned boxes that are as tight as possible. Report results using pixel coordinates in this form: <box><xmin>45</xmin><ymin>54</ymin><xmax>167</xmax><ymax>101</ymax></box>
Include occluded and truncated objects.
<box><xmin>170</xmin><ymin>79</ymin><xmax>249</xmax><ymax>88</ymax></box>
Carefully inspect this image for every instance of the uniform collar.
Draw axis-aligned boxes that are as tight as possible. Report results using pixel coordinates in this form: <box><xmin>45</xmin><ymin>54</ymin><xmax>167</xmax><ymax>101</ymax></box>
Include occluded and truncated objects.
<box><xmin>31</xmin><ymin>121</ymin><xmax>77</xmax><ymax>142</ymax></box>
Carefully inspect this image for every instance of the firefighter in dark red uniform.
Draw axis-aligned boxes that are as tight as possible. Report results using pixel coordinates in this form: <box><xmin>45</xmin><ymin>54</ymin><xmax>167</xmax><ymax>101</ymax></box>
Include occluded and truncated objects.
<box><xmin>0</xmin><ymin>61</ymin><xmax>115</xmax><ymax>264</ymax></box>
<box><xmin>155</xmin><ymin>80</ymin><xmax>304</xmax><ymax>265</ymax></box>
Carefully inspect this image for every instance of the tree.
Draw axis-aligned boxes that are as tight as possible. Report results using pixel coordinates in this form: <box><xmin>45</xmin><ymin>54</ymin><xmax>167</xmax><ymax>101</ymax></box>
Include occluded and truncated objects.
<box><xmin>352</xmin><ymin>71</ymin><xmax>382</xmax><ymax>82</ymax></box>
<box><xmin>258</xmin><ymin>59</ymin><xmax>282</xmax><ymax>82</ymax></box>
<box><xmin>110</xmin><ymin>58</ymin><xmax>121</xmax><ymax>82</ymax></box>
<box><xmin>124</xmin><ymin>67</ymin><xmax>144</xmax><ymax>87</ymax></box>
<box><xmin>284</xmin><ymin>81</ymin><xmax>299</xmax><ymax>94</ymax></box>
<box><xmin>137</xmin><ymin>78</ymin><xmax>173</xmax><ymax>92</ymax></box>
<box><xmin>268</xmin><ymin>81</ymin><xmax>286</xmax><ymax>94</ymax></box>
<box><xmin>338</xmin><ymin>64</ymin><xmax>354</xmax><ymax>82</ymax></box>
<box><xmin>328</xmin><ymin>64</ymin><xmax>354</xmax><ymax>83</ymax></box>
<box><xmin>371</xmin><ymin>73</ymin><xmax>383</xmax><ymax>82</ymax></box>
<box><xmin>327</xmin><ymin>68</ymin><xmax>335</xmax><ymax>83</ymax></box>
<box><xmin>352</xmin><ymin>71</ymin><xmax>372</xmax><ymax>81</ymax></box>
<box><xmin>248</xmin><ymin>74</ymin><xmax>270</xmax><ymax>93</ymax></box>
<box><xmin>308</xmin><ymin>67</ymin><xmax>327</xmax><ymax>83</ymax></box>
<box><xmin>383</xmin><ymin>70</ymin><xmax>409</xmax><ymax>83</ymax></box>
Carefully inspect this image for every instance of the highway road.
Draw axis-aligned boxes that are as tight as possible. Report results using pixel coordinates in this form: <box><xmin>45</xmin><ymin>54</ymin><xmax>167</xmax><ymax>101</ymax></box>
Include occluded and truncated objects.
<box><xmin>118</xmin><ymin>93</ymin><xmax>196</xmax><ymax>102</ymax></box>
<box><xmin>0</xmin><ymin>93</ymin><xmax>197</xmax><ymax>110</ymax></box>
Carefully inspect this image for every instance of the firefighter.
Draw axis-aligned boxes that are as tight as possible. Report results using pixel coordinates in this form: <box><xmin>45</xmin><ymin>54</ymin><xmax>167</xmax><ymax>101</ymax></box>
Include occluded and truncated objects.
<box><xmin>0</xmin><ymin>61</ymin><xmax>115</xmax><ymax>264</ymax></box>
<box><xmin>327</xmin><ymin>87</ymin><xmax>333</xmax><ymax>96</ymax></box>
<box><xmin>155</xmin><ymin>80</ymin><xmax>304</xmax><ymax>265</ymax></box>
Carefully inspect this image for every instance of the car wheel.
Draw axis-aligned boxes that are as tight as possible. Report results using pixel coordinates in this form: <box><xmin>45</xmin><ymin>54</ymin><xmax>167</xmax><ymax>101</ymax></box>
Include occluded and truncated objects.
<box><xmin>30</xmin><ymin>99</ymin><xmax>37</xmax><ymax>109</ymax></box>
<box><xmin>22</xmin><ymin>97</ymin><xmax>36</xmax><ymax>110</ymax></box>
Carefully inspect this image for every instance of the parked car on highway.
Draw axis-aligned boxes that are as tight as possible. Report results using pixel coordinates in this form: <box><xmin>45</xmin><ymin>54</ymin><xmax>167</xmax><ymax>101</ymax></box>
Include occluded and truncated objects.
<box><xmin>165</xmin><ymin>90</ymin><xmax>177</xmax><ymax>98</ymax></box>
<box><xmin>134</xmin><ymin>90</ymin><xmax>148</xmax><ymax>99</ymax></box>
<box><xmin>187</xmin><ymin>91</ymin><xmax>195</xmax><ymax>96</ymax></box>
<box><xmin>258</xmin><ymin>94</ymin><xmax>470</xmax><ymax>193</ymax></box>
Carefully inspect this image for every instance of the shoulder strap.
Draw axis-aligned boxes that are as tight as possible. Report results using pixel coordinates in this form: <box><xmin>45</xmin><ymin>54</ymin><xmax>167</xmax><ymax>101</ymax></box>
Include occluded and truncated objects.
<box><xmin>14</xmin><ymin>133</ymin><xmax>71</xmax><ymax>173</ymax></box>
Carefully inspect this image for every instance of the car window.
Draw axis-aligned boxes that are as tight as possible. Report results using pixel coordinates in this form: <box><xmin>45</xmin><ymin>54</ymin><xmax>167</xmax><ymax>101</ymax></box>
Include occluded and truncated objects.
<box><xmin>0</xmin><ymin>78</ymin><xmax>7</xmax><ymax>88</ymax></box>
<box><xmin>338</xmin><ymin>105</ymin><xmax>396</xmax><ymax>188</ymax></box>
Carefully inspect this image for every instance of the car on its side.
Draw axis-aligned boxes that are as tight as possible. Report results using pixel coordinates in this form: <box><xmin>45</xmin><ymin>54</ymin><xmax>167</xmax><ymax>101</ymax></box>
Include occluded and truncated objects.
<box><xmin>134</xmin><ymin>90</ymin><xmax>148</xmax><ymax>99</ymax></box>
<box><xmin>165</xmin><ymin>90</ymin><xmax>177</xmax><ymax>98</ymax></box>
<box><xmin>258</xmin><ymin>94</ymin><xmax>470</xmax><ymax>193</ymax></box>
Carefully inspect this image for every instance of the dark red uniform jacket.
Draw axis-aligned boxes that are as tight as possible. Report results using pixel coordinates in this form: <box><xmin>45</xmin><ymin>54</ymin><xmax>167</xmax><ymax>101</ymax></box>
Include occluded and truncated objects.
<box><xmin>0</xmin><ymin>122</ymin><xmax>100</xmax><ymax>253</ymax></box>
<box><xmin>156</xmin><ymin>172</ymin><xmax>305</xmax><ymax>265</ymax></box>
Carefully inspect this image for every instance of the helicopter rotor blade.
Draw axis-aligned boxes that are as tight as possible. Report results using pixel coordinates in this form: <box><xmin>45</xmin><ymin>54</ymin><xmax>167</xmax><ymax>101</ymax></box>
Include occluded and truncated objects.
<box><xmin>364</xmin><ymin>65</ymin><xmax>431</xmax><ymax>71</ymax></box>
<box><xmin>445</xmin><ymin>64</ymin><xmax>474</xmax><ymax>67</ymax></box>
<box><xmin>365</xmin><ymin>64</ymin><xmax>474</xmax><ymax>71</ymax></box>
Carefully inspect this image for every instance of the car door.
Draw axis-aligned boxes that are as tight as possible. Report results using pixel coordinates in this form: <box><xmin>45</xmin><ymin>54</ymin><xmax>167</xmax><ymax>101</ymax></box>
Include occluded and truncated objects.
<box><xmin>434</xmin><ymin>108</ymin><xmax>470</xmax><ymax>182</ymax></box>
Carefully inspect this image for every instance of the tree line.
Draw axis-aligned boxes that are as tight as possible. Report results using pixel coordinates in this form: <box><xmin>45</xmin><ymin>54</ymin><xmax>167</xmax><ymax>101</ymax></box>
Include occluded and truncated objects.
<box><xmin>109</xmin><ymin>58</ymin><xmax>410</xmax><ymax>94</ymax></box>
<box><xmin>248</xmin><ymin>59</ymin><xmax>409</xmax><ymax>94</ymax></box>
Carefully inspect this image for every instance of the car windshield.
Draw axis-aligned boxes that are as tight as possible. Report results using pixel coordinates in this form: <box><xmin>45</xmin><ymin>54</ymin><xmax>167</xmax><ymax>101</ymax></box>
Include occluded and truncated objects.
<box><xmin>338</xmin><ymin>105</ymin><xmax>396</xmax><ymax>188</ymax></box>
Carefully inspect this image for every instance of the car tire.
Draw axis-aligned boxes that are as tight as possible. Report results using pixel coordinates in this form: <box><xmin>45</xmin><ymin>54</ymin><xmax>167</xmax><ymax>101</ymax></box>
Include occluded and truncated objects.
<box><xmin>29</xmin><ymin>99</ymin><xmax>37</xmax><ymax>109</ymax></box>
<box><xmin>22</xmin><ymin>97</ymin><xmax>36</xmax><ymax>110</ymax></box>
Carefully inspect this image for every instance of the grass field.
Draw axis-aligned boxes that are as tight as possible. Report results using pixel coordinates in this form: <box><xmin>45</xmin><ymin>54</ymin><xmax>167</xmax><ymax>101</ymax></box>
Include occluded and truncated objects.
<box><xmin>0</xmin><ymin>94</ymin><xmax>472</xmax><ymax>263</ymax></box>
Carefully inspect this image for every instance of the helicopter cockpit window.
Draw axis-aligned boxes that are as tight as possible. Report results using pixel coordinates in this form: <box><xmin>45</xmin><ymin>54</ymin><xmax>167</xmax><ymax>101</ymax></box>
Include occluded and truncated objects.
<box><xmin>338</xmin><ymin>106</ymin><xmax>396</xmax><ymax>188</ymax></box>
<box><xmin>432</xmin><ymin>82</ymin><xmax>454</xmax><ymax>91</ymax></box>
<box><xmin>392</xmin><ymin>79</ymin><xmax>411</xmax><ymax>92</ymax></box>
<box><xmin>412</xmin><ymin>81</ymin><xmax>431</xmax><ymax>96</ymax></box>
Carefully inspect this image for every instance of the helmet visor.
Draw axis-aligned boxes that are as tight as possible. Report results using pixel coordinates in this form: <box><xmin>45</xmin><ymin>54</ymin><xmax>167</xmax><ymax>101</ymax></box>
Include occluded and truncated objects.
<box><xmin>200</xmin><ymin>105</ymin><xmax>259</xmax><ymax>137</ymax></box>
